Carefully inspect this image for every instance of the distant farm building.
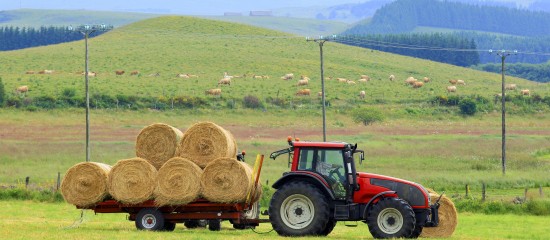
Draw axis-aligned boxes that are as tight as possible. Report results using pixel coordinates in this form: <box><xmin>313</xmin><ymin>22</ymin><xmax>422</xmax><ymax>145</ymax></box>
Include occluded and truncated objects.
<box><xmin>249</xmin><ymin>11</ymin><xmax>272</xmax><ymax>16</ymax></box>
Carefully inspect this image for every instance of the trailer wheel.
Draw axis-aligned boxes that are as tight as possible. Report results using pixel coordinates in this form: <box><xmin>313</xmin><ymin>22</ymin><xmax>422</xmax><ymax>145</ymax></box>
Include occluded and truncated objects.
<box><xmin>163</xmin><ymin>222</ymin><xmax>176</xmax><ymax>232</ymax></box>
<box><xmin>184</xmin><ymin>220</ymin><xmax>199</xmax><ymax>229</ymax></box>
<box><xmin>208</xmin><ymin>219</ymin><xmax>221</xmax><ymax>231</ymax></box>
<box><xmin>321</xmin><ymin>219</ymin><xmax>337</xmax><ymax>236</ymax></box>
<box><xmin>135</xmin><ymin>208</ymin><xmax>165</xmax><ymax>231</ymax></box>
<box><xmin>366</xmin><ymin>198</ymin><xmax>415</xmax><ymax>239</ymax></box>
<box><xmin>269</xmin><ymin>181</ymin><xmax>330</xmax><ymax>236</ymax></box>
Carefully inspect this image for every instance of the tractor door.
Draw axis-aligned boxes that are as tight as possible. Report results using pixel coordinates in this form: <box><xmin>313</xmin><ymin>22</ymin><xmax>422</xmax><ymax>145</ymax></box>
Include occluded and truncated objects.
<box><xmin>296</xmin><ymin>148</ymin><xmax>347</xmax><ymax>200</ymax></box>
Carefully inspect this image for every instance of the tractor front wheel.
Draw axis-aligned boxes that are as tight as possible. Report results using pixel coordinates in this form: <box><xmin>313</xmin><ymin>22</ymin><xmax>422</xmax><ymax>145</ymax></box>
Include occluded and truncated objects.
<box><xmin>269</xmin><ymin>181</ymin><xmax>330</xmax><ymax>236</ymax></box>
<box><xmin>366</xmin><ymin>198</ymin><xmax>415</xmax><ymax>239</ymax></box>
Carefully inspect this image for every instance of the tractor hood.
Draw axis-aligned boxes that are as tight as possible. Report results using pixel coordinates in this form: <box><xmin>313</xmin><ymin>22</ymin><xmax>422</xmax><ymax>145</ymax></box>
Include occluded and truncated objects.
<box><xmin>357</xmin><ymin>172</ymin><xmax>430</xmax><ymax>207</ymax></box>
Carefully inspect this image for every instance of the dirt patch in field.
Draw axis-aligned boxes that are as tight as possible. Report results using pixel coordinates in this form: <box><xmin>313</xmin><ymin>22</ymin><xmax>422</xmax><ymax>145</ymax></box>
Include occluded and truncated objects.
<box><xmin>1</xmin><ymin>122</ymin><xmax>549</xmax><ymax>143</ymax></box>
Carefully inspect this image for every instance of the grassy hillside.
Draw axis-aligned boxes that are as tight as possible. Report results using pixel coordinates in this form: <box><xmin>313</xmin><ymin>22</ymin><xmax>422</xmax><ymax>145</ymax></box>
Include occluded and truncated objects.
<box><xmin>0</xmin><ymin>9</ymin><xmax>158</xmax><ymax>27</ymax></box>
<box><xmin>204</xmin><ymin>16</ymin><xmax>349</xmax><ymax>37</ymax></box>
<box><xmin>0</xmin><ymin>16</ymin><xmax>547</xmax><ymax>112</ymax></box>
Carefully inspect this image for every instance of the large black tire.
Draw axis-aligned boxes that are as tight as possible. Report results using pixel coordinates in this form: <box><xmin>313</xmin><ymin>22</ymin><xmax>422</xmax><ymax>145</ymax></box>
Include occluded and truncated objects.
<box><xmin>163</xmin><ymin>222</ymin><xmax>176</xmax><ymax>232</ymax></box>
<box><xmin>208</xmin><ymin>219</ymin><xmax>221</xmax><ymax>231</ymax></box>
<box><xmin>269</xmin><ymin>181</ymin><xmax>330</xmax><ymax>236</ymax></box>
<box><xmin>366</xmin><ymin>198</ymin><xmax>415</xmax><ymax>239</ymax></box>
<box><xmin>321</xmin><ymin>219</ymin><xmax>337</xmax><ymax>236</ymax></box>
<box><xmin>408</xmin><ymin>225</ymin><xmax>423</xmax><ymax>238</ymax></box>
<box><xmin>135</xmin><ymin>208</ymin><xmax>165</xmax><ymax>231</ymax></box>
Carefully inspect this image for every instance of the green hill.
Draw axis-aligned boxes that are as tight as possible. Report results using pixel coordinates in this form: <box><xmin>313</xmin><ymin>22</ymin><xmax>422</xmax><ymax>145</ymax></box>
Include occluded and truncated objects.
<box><xmin>0</xmin><ymin>16</ymin><xmax>547</xmax><ymax>111</ymax></box>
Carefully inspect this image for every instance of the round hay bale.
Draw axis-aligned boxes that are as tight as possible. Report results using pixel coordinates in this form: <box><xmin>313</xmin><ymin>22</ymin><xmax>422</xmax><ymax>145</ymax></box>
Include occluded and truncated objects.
<box><xmin>108</xmin><ymin>158</ymin><xmax>157</xmax><ymax>204</ymax></box>
<box><xmin>201</xmin><ymin>157</ymin><xmax>261</xmax><ymax>203</ymax></box>
<box><xmin>176</xmin><ymin>122</ymin><xmax>237</xmax><ymax>168</ymax></box>
<box><xmin>420</xmin><ymin>193</ymin><xmax>458</xmax><ymax>238</ymax></box>
<box><xmin>61</xmin><ymin>162</ymin><xmax>111</xmax><ymax>207</ymax></box>
<box><xmin>155</xmin><ymin>157</ymin><xmax>202</xmax><ymax>206</ymax></box>
<box><xmin>136</xmin><ymin>123</ymin><xmax>183</xmax><ymax>170</ymax></box>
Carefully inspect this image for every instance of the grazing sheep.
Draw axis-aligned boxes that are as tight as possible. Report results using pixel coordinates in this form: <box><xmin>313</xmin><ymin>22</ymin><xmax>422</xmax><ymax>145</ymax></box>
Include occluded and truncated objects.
<box><xmin>412</xmin><ymin>81</ymin><xmax>424</xmax><ymax>88</ymax></box>
<box><xmin>389</xmin><ymin>74</ymin><xmax>395</xmax><ymax>81</ymax></box>
<box><xmin>449</xmin><ymin>79</ymin><xmax>458</xmax><ymax>85</ymax></box>
<box><xmin>176</xmin><ymin>73</ymin><xmax>190</xmax><ymax>78</ymax></box>
<box><xmin>16</xmin><ymin>85</ymin><xmax>29</xmax><ymax>94</ymax></box>
<box><xmin>520</xmin><ymin>89</ymin><xmax>530</xmax><ymax>96</ymax></box>
<box><xmin>281</xmin><ymin>73</ymin><xmax>294</xmax><ymax>80</ymax></box>
<box><xmin>360</xmin><ymin>75</ymin><xmax>370</xmax><ymax>81</ymax></box>
<box><xmin>148</xmin><ymin>72</ymin><xmax>160</xmax><ymax>77</ymax></box>
<box><xmin>423</xmin><ymin>77</ymin><xmax>430</xmax><ymax>83</ymax></box>
<box><xmin>39</xmin><ymin>70</ymin><xmax>54</xmax><ymax>74</ymax></box>
<box><xmin>218</xmin><ymin>77</ymin><xmax>231</xmax><ymax>86</ymax></box>
<box><xmin>347</xmin><ymin>80</ymin><xmax>356</xmax><ymax>85</ymax></box>
<box><xmin>505</xmin><ymin>84</ymin><xmax>517</xmax><ymax>90</ymax></box>
<box><xmin>358</xmin><ymin>79</ymin><xmax>368</xmax><ymax>83</ymax></box>
<box><xmin>337</xmin><ymin>78</ymin><xmax>347</xmax><ymax>83</ymax></box>
<box><xmin>447</xmin><ymin>86</ymin><xmax>457</xmax><ymax>93</ymax></box>
<box><xmin>405</xmin><ymin>77</ymin><xmax>417</xmax><ymax>85</ymax></box>
<box><xmin>297</xmin><ymin>79</ymin><xmax>309</xmax><ymax>86</ymax></box>
<box><xmin>359</xmin><ymin>90</ymin><xmax>366</xmax><ymax>99</ymax></box>
<box><xmin>295</xmin><ymin>89</ymin><xmax>311</xmax><ymax>96</ymax></box>
<box><xmin>115</xmin><ymin>70</ymin><xmax>125</xmax><ymax>75</ymax></box>
<box><xmin>130</xmin><ymin>70</ymin><xmax>139</xmax><ymax>76</ymax></box>
<box><xmin>26</xmin><ymin>71</ymin><xmax>35</xmax><ymax>74</ymax></box>
<box><xmin>317</xmin><ymin>92</ymin><xmax>323</xmax><ymax>98</ymax></box>
<box><xmin>457</xmin><ymin>79</ymin><xmax>465</xmax><ymax>85</ymax></box>
<box><xmin>205</xmin><ymin>88</ymin><xmax>222</xmax><ymax>96</ymax></box>
<box><xmin>82</xmin><ymin>71</ymin><xmax>97</xmax><ymax>77</ymax></box>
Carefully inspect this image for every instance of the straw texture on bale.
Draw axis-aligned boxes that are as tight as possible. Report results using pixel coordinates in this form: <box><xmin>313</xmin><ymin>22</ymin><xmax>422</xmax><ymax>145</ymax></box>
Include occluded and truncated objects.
<box><xmin>201</xmin><ymin>157</ymin><xmax>262</xmax><ymax>203</ymax></box>
<box><xmin>108</xmin><ymin>158</ymin><xmax>157</xmax><ymax>204</ymax></box>
<box><xmin>61</xmin><ymin>162</ymin><xmax>111</xmax><ymax>207</ymax></box>
<box><xmin>136</xmin><ymin>123</ymin><xmax>183</xmax><ymax>170</ymax></box>
<box><xmin>176</xmin><ymin>122</ymin><xmax>237</xmax><ymax>168</ymax></box>
<box><xmin>420</xmin><ymin>192</ymin><xmax>458</xmax><ymax>238</ymax></box>
<box><xmin>154</xmin><ymin>157</ymin><xmax>203</xmax><ymax>206</ymax></box>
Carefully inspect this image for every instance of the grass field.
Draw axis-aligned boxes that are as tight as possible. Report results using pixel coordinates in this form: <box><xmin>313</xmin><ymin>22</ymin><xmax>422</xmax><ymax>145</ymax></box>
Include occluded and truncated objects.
<box><xmin>1</xmin><ymin>200</ymin><xmax>549</xmax><ymax>240</ymax></box>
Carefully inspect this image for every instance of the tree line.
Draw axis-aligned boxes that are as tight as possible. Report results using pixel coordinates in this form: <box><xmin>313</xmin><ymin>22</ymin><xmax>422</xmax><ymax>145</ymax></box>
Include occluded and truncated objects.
<box><xmin>336</xmin><ymin>33</ymin><xmax>480</xmax><ymax>67</ymax></box>
<box><xmin>473</xmin><ymin>62</ymin><xmax>550</xmax><ymax>83</ymax></box>
<box><xmin>0</xmin><ymin>26</ymin><xmax>107</xmax><ymax>51</ymax></box>
<box><xmin>344</xmin><ymin>0</ymin><xmax>550</xmax><ymax>37</ymax></box>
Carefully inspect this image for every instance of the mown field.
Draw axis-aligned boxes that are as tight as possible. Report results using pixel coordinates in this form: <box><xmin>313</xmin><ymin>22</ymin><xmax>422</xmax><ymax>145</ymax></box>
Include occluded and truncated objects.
<box><xmin>1</xmin><ymin>200</ymin><xmax>549</xmax><ymax>240</ymax></box>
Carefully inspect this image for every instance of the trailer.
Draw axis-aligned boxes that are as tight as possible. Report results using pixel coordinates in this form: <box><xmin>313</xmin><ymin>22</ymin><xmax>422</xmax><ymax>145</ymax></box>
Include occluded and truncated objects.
<box><xmin>79</xmin><ymin>154</ymin><xmax>267</xmax><ymax>232</ymax></box>
<box><xmin>79</xmin><ymin>199</ymin><xmax>266</xmax><ymax>231</ymax></box>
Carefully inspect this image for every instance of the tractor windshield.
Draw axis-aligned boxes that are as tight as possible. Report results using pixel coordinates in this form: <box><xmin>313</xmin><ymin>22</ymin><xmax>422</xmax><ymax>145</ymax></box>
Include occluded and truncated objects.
<box><xmin>297</xmin><ymin>148</ymin><xmax>346</xmax><ymax>199</ymax></box>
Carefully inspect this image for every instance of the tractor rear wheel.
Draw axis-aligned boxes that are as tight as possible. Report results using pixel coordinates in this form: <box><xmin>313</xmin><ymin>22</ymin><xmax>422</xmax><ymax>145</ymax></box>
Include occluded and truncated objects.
<box><xmin>321</xmin><ymin>219</ymin><xmax>337</xmax><ymax>236</ymax></box>
<box><xmin>366</xmin><ymin>198</ymin><xmax>415</xmax><ymax>239</ymax></box>
<box><xmin>269</xmin><ymin>181</ymin><xmax>330</xmax><ymax>236</ymax></box>
<box><xmin>135</xmin><ymin>208</ymin><xmax>165</xmax><ymax>231</ymax></box>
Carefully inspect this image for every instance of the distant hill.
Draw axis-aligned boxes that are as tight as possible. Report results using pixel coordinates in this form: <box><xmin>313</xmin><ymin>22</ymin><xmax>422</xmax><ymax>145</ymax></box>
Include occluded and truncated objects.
<box><xmin>344</xmin><ymin>0</ymin><xmax>550</xmax><ymax>37</ymax></box>
<box><xmin>0</xmin><ymin>16</ymin><xmax>545</xmax><ymax>112</ymax></box>
<box><xmin>0</xmin><ymin>9</ymin><xmax>158</xmax><ymax>27</ymax></box>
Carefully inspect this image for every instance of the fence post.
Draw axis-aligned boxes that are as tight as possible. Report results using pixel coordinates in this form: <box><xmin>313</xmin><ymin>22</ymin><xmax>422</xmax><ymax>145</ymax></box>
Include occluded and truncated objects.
<box><xmin>524</xmin><ymin>188</ymin><xmax>528</xmax><ymax>201</ymax></box>
<box><xmin>465</xmin><ymin>184</ymin><xmax>469</xmax><ymax>197</ymax></box>
<box><xmin>482</xmin><ymin>182</ymin><xmax>486</xmax><ymax>201</ymax></box>
<box><xmin>56</xmin><ymin>172</ymin><xmax>61</xmax><ymax>191</ymax></box>
<box><xmin>540</xmin><ymin>185</ymin><xmax>544</xmax><ymax>197</ymax></box>
<box><xmin>25</xmin><ymin>176</ymin><xmax>30</xmax><ymax>189</ymax></box>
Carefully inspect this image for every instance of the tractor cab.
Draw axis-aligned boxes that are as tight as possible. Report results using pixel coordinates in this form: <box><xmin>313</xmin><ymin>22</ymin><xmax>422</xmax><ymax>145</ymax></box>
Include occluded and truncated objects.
<box><xmin>270</xmin><ymin>138</ymin><xmax>363</xmax><ymax>202</ymax></box>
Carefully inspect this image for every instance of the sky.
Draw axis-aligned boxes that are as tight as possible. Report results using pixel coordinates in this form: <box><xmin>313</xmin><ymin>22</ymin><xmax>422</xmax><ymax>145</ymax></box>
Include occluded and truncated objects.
<box><xmin>1</xmin><ymin>0</ymin><xmax>364</xmax><ymax>15</ymax></box>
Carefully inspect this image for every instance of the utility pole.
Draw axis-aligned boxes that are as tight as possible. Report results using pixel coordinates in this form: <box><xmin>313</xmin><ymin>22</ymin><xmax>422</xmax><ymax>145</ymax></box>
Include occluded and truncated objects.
<box><xmin>489</xmin><ymin>49</ymin><xmax>517</xmax><ymax>175</ymax></box>
<box><xmin>307</xmin><ymin>35</ymin><xmax>336</xmax><ymax>142</ymax></box>
<box><xmin>68</xmin><ymin>24</ymin><xmax>112</xmax><ymax>162</ymax></box>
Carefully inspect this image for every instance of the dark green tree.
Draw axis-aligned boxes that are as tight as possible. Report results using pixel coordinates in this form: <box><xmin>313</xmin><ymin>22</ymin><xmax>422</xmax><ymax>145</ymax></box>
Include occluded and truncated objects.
<box><xmin>352</xmin><ymin>108</ymin><xmax>384</xmax><ymax>126</ymax></box>
<box><xmin>0</xmin><ymin>77</ymin><xmax>5</xmax><ymax>107</ymax></box>
<box><xmin>459</xmin><ymin>99</ymin><xmax>477</xmax><ymax>116</ymax></box>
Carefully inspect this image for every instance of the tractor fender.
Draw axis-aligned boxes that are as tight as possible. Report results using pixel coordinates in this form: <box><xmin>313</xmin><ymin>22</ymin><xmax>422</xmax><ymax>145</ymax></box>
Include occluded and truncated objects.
<box><xmin>272</xmin><ymin>171</ymin><xmax>335</xmax><ymax>200</ymax></box>
<box><xmin>362</xmin><ymin>190</ymin><xmax>397</xmax><ymax>218</ymax></box>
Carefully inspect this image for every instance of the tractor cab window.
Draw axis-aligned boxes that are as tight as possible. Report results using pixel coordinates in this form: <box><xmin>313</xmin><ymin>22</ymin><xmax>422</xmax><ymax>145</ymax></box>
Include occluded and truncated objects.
<box><xmin>297</xmin><ymin>148</ymin><xmax>346</xmax><ymax>199</ymax></box>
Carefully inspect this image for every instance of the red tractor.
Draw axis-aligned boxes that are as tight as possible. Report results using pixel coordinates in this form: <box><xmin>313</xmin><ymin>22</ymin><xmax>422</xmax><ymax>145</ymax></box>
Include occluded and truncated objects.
<box><xmin>268</xmin><ymin>138</ymin><xmax>440</xmax><ymax>238</ymax></box>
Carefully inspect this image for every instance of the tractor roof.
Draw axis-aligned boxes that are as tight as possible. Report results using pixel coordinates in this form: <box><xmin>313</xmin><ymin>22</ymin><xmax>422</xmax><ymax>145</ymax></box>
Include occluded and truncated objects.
<box><xmin>291</xmin><ymin>141</ymin><xmax>349</xmax><ymax>148</ymax></box>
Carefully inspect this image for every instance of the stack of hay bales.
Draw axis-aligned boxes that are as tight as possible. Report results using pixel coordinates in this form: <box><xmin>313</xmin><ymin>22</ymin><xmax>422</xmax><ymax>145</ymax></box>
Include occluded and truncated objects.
<box><xmin>61</xmin><ymin>121</ymin><xmax>260</xmax><ymax>207</ymax></box>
